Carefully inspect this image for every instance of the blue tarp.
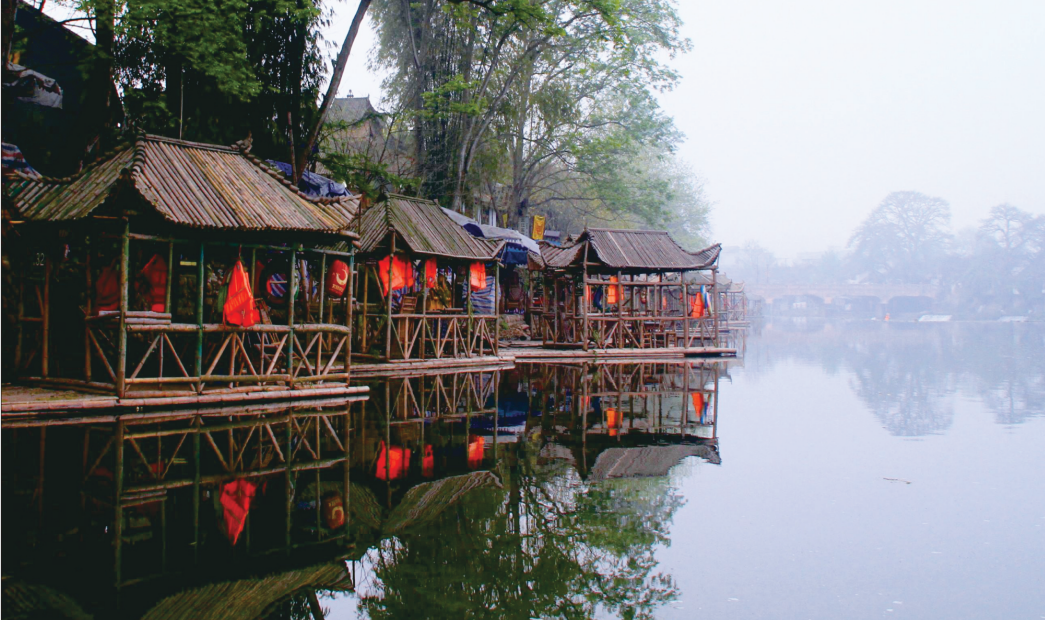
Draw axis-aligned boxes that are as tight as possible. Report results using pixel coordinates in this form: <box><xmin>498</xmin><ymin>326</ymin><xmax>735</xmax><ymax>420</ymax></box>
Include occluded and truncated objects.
<box><xmin>440</xmin><ymin>207</ymin><xmax>541</xmax><ymax>266</ymax></box>
<box><xmin>266</xmin><ymin>160</ymin><xmax>349</xmax><ymax>198</ymax></box>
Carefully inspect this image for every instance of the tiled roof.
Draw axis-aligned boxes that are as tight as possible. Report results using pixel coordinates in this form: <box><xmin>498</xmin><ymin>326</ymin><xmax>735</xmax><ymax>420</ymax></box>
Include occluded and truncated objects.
<box><xmin>4</xmin><ymin>134</ymin><xmax>359</xmax><ymax>234</ymax></box>
<box><xmin>357</xmin><ymin>194</ymin><xmax>500</xmax><ymax>260</ymax></box>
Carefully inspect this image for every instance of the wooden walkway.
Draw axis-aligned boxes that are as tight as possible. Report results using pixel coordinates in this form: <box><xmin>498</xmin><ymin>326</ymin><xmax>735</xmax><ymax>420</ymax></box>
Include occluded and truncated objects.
<box><xmin>2</xmin><ymin>344</ymin><xmax>735</xmax><ymax>417</ymax></box>
<box><xmin>1</xmin><ymin>383</ymin><xmax>368</xmax><ymax>417</ymax></box>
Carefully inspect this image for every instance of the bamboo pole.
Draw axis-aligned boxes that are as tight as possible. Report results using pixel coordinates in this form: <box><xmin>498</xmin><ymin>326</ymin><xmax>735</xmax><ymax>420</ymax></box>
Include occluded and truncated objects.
<box><xmin>582</xmin><ymin>242</ymin><xmax>590</xmax><ymax>351</ymax></box>
<box><xmin>345</xmin><ymin>253</ymin><xmax>355</xmax><ymax>383</ymax></box>
<box><xmin>289</xmin><ymin>247</ymin><xmax>298</xmax><ymax>388</ymax></box>
<box><xmin>195</xmin><ymin>243</ymin><xmax>205</xmax><ymax>393</ymax></box>
<box><xmin>494</xmin><ymin>262</ymin><xmax>500</xmax><ymax>354</ymax></box>
<box><xmin>117</xmin><ymin>221</ymin><xmax>130</xmax><ymax>397</ymax></box>
<box><xmin>712</xmin><ymin>267</ymin><xmax>719</xmax><ymax>346</ymax></box>
<box><xmin>85</xmin><ymin>238</ymin><xmax>93</xmax><ymax>381</ymax></box>
<box><xmin>114</xmin><ymin>420</ymin><xmax>125</xmax><ymax>586</ymax></box>
<box><xmin>385</xmin><ymin>236</ymin><xmax>395</xmax><ymax>361</ymax></box>
<box><xmin>165</xmin><ymin>241</ymin><xmax>174</xmax><ymax>312</ymax></box>
<box><xmin>41</xmin><ymin>256</ymin><xmax>51</xmax><ymax>378</ymax></box>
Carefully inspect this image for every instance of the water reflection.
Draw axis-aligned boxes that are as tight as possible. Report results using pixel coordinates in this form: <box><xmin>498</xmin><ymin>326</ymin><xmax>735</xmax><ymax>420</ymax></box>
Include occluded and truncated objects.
<box><xmin>746</xmin><ymin>320</ymin><xmax>1044</xmax><ymax>434</ymax></box>
<box><xmin>2</xmin><ymin>362</ymin><xmax>724</xmax><ymax>619</ymax></box>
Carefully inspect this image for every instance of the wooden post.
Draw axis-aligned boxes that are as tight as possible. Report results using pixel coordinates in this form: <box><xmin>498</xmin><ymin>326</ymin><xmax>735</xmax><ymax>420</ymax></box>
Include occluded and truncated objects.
<box><xmin>318</xmin><ymin>252</ymin><xmax>327</xmax><ymax>322</ymax></box>
<box><xmin>114</xmin><ymin>420</ymin><xmax>125</xmax><ymax>586</ymax></box>
<box><xmin>385</xmin><ymin>236</ymin><xmax>395</xmax><ymax>362</ymax></box>
<box><xmin>420</xmin><ymin>257</ymin><xmax>428</xmax><ymax>360</ymax></box>
<box><xmin>165</xmin><ymin>241</ymin><xmax>174</xmax><ymax>312</ymax></box>
<box><xmin>289</xmin><ymin>247</ymin><xmax>298</xmax><ymax>387</ymax></box>
<box><xmin>41</xmin><ymin>256</ymin><xmax>51</xmax><ymax>378</ymax></box>
<box><xmin>581</xmin><ymin>243</ymin><xmax>589</xmax><ymax>351</ymax></box>
<box><xmin>712</xmin><ymin>268</ymin><xmax>719</xmax><ymax>346</ymax></box>
<box><xmin>617</xmin><ymin>269</ymin><xmax>623</xmax><ymax>348</ymax></box>
<box><xmin>116</xmin><ymin>221</ymin><xmax>130</xmax><ymax>397</ymax></box>
<box><xmin>195</xmin><ymin>243</ymin><xmax>205</xmax><ymax>393</ymax></box>
<box><xmin>494</xmin><ymin>262</ymin><xmax>500</xmax><ymax>355</ymax></box>
<box><xmin>192</xmin><ymin>416</ymin><xmax>201</xmax><ymax>564</ymax></box>
<box><xmin>85</xmin><ymin>237</ymin><xmax>93</xmax><ymax>381</ymax></box>
<box><xmin>345</xmin><ymin>253</ymin><xmax>355</xmax><ymax>382</ymax></box>
<box><xmin>683</xmin><ymin>275</ymin><xmax>689</xmax><ymax>349</ymax></box>
<box><xmin>361</xmin><ymin>265</ymin><xmax>369</xmax><ymax>353</ymax></box>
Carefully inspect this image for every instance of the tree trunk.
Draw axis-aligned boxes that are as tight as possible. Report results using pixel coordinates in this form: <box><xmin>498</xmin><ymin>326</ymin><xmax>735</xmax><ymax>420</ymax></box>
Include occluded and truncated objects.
<box><xmin>293</xmin><ymin>0</ymin><xmax>372</xmax><ymax>183</ymax></box>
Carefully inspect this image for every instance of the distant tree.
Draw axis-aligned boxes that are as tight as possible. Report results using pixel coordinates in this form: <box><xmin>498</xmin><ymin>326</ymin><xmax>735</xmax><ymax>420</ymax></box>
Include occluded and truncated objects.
<box><xmin>979</xmin><ymin>203</ymin><xmax>1036</xmax><ymax>253</ymax></box>
<box><xmin>848</xmin><ymin>191</ymin><xmax>951</xmax><ymax>283</ymax></box>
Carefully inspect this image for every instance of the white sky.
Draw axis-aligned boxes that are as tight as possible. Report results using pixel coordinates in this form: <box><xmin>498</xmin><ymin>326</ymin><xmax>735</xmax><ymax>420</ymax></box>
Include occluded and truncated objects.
<box><xmin>327</xmin><ymin>1</ymin><xmax>1045</xmax><ymax>257</ymax></box>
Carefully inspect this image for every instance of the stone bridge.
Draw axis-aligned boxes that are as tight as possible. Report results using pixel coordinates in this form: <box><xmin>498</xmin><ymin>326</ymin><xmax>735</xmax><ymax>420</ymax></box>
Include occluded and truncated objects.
<box><xmin>744</xmin><ymin>283</ymin><xmax>939</xmax><ymax>304</ymax></box>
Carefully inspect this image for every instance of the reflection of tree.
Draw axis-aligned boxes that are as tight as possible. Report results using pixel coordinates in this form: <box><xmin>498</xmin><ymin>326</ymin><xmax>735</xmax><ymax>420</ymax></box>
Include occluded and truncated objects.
<box><xmin>749</xmin><ymin>322</ymin><xmax>1044</xmax><ymax>434</ymax></box>
<box><xmin>356</xmin><ymin>438</ymin><xmax>682</xmax><ymax>620</ymax></box>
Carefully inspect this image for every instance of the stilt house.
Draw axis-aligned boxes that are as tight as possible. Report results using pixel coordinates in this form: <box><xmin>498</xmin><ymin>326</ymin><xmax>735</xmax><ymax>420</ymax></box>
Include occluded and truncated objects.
<box><xmin>3</xmin><ymin>134</ymin><xmax>361</xmax><ymax>399</ymax></box>
<box><xmin>354</xmin><ymin>195</ymin><xmax>502</xmax><ymax>361</ymax></box>
<box><xmin>536</xmin><ymin>228</ymin><xmax>721</xmax><ymax>350</ymax></box>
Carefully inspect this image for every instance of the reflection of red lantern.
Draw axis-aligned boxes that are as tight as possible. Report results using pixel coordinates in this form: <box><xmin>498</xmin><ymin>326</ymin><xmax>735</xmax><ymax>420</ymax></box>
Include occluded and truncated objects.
<box><xmin>422</xmin><ymin>445</ymin><xmax>435</xmax><ymax>478</ymax></box>
<box><xmin>467</xmin><ymin>435</ymin><xmax>485</xmax><ymax>469</ymax></box>
<box><xmin>605</xmin><ymin>407</ymin><xmax>622</xmax><ymax>437</ymax></box>
<box><xmin>322</xmin><ymin>494</ymin><xmax>346</xmax><ymax>529</ymax></box>
<box><xmin>376</xmin><ymin>441</ymin><xmax>411</xmax><ymax>480</ymax></box>
<box><xmin>326</xmin><ymin>259</ymin><xmax>350</xmax><ymax>297</ymax></box>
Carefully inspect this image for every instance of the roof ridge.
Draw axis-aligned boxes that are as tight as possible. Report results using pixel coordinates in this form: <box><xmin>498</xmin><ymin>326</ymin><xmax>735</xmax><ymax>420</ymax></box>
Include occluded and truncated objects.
<box><xmin>142</xmin><ymin>134</ymin><xmax>237</xmax><ymax>152</ymax></box>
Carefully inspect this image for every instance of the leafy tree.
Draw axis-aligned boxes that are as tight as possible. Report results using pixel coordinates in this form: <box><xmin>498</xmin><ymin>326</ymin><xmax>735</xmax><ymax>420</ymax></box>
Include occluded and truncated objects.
<box><xmin>848</xmin><ymin>191</ymin><xmax>952</xmax><ymax>284</ymax></box>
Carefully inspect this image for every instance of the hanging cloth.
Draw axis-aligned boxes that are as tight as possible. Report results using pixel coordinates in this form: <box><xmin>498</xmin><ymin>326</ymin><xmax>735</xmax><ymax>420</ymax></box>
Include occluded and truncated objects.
<box><xmin>375</xmin><ymin>441</ymin><xmax>411</xmax><ymax>481</ymax></box>
<box><xmin>224</xmin><ymin>260</ymin><xmax>260</xmax><ymax>327</ymax></box>
<box><xmin>220</xmin><ymin>479</ymin><xmax>258</xmax><ymax>545</ymax></box>
<box><xmin>469</xmin><ymin>262</ymin><xmax>487</xmax><ymax>291</ymax></box>
<box><xmin>690</xmin><ymin>289</ymin><xmax>705</xmax><ymax>318</ymax></box>
<box><xmin>141</xmin><ymin>254</ymin><xmax>167</xmax><ymax>313</ymax></box>
<box><xmin>691</xmin><ymin>391</ymin><xmax>705</xmax><ymax>413</ymax></box>
<box><xmin>378</xmin><ymin>255</ymin><xmax>413</xmax><ymax>297</ymax></box>
<box><xmin>467</xmin><ymin>435</ymin><xmax>485</xmax><ymax>469</ymax></box>
<box><xmin>607</xmin><ymin>276</ymin><xmax>619</xmax><ymax>305</ymax></box>
<box><xmin>425</xmin><ymin>259</ymin><xmax>438</xmax><ymax>289</ymax></box>
<box><xmin>326</xmin><ymin>259</ymin><xmax>350</xmax><ymax>297</ymax></box>
<box><xmin>95</xmin><ymin>264</ymin><xmax>120</xmax><ymax>313</ymax></box>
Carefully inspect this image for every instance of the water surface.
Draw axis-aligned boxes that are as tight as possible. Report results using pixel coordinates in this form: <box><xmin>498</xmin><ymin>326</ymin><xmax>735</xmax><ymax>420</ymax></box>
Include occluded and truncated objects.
<box><xmin>3</xmin><ymin>322</ymin><xmax>1042</xmax><ymax>619</ymax></box>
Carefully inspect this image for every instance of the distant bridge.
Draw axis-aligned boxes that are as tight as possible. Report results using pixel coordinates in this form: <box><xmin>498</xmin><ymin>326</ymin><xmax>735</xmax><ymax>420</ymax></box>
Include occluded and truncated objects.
<box><xmin>744</xmin><ymin>283</ymin><xmax>939</xmax><ymax>304</ymax></box>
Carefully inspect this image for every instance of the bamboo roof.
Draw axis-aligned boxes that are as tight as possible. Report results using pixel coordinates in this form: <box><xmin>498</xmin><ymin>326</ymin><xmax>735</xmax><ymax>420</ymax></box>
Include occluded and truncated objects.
<box><xmin>542</xmin><ymin>229</ymin><xmax>720</xmax><ymax>272</ymax></box>
<box><xmin>357</xmin><ymin>194</ymin><xmax>501</xmax><ymax>260</ymax></box>
<box><xmin>140</xmin><ymin>563</ymin><xmax>350</xmax><ymax>620</ymax></box>
<box><xmin>3</xmin><ymin>134</ymin><xmax>360</xmax><ymax>234</ymax></box>
<box><xmin>590</xmin><ymin>445</ymin><xmax>720</xmax><ymax>481</ymax></box>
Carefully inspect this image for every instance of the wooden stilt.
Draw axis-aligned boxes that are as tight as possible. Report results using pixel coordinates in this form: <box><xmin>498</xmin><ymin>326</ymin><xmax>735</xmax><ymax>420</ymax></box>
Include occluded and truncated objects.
<box><xmin>116</xmin><ymin>221</ymin><xmax>130</xmax><ymax>397</ymax></box>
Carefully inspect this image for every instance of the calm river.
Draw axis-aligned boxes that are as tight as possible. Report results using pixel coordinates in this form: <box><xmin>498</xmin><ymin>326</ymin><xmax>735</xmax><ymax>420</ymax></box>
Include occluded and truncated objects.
<box><xmin>3</xmin><ymin>321</ymin><xmax>1043</xmax><ymax>619</ymax></box>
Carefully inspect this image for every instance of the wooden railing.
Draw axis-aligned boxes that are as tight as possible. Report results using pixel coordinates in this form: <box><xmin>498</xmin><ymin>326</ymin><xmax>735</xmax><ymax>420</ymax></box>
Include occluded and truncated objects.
<box><xmin>358</xmin><ymin>312</ymin><xmax>499</xmax><ymax>360</ymax></box>
<box><xmin>85</xmin><ymin>312</ymin><xmax>351</xmax><ymax>396</ymax></box>
<box><xmin>538</xmin><ymin>311</ymin><xmax>719</xmax><ymax>349</ymax></box>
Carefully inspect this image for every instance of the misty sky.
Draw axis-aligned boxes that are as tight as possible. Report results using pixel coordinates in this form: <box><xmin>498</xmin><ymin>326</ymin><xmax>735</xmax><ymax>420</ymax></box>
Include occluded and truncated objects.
<box><xmin>329</xmin><ymin>0</ymin><xmax>1045</xmax><ymax>258</ymax></box>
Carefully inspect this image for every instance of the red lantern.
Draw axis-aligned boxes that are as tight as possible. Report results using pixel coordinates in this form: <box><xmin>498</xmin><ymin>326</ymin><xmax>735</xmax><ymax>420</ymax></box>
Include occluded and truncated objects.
<box><xmin>326</xmin><ymin>259</ymin><xmax>350</xmax><ymax>297</ymax></box>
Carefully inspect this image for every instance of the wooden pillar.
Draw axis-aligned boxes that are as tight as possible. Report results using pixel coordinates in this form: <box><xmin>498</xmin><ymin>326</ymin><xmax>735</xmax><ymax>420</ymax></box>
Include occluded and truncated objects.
<box><xmin>41</xmin><ymin>256</ymin><xmax>51</xmax><ymax>378</ymax></box>
<box><xmin>385</xmin><ymin>237</ymin><xmax>395</xmax><ymax>361</ymax></box>
<box><xmin>84</xmin><ymin>237</ymin><xmax>93</xmax><ymax>381</ymax></box>
<box><xmin>683</xmin><ymin>279</ymin><xmax>690</xmax><ymax>349</ymax></box>
<box><xmin>165</xmin><ymin>241</ymin><xmax>174</xmax><ymax>312</ymax></box>
<box><xmin>116</xmin><ymin>221</ymin><xmax>130</xmax><ymax>397</ymax></box>
<box><xmin>581</xmin><ymin>243</ymin><xmax>589</xmax><ymax>351</ymax></box>
<box><xmin>420</xmin><ymin>257</ymin><xmax>428</xmax><ymax>360</ymax></box>
<box><xmin>345</xmin><ymin>252</ymin><xmax>355</xmax><ymax>382</ymax></box>
<box><xmin>194</xmin><ymin>242</ymin><xmax>205</xmax><ymax>393</ymax></box>
<box><xmin>192</xmin><ymin>416</ymin><xmax>201</xmax><ymax>564</ymax></box>
<box><xmin>288</xmin><ymin>247</ymin><xmax>298</xmax><ymax>387</ymax></box>
<box><xmin>114</xmin><ymin>420</ymin><xmax>125</xmax><ymax>586</ymax></box>
<box><xmin>494</xmin><ymin>262</ymin><xmax>500</xmax><ymax>355</ymax></box>
<box><xmin>712</xmin><ymin>268</ymin><xmax>719</xmax><ymax>345</ymax></box>
<box><xmin>318</xmin><ymin>252</ymin><xmax>327</xmax><ymax>321</ymax></box>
